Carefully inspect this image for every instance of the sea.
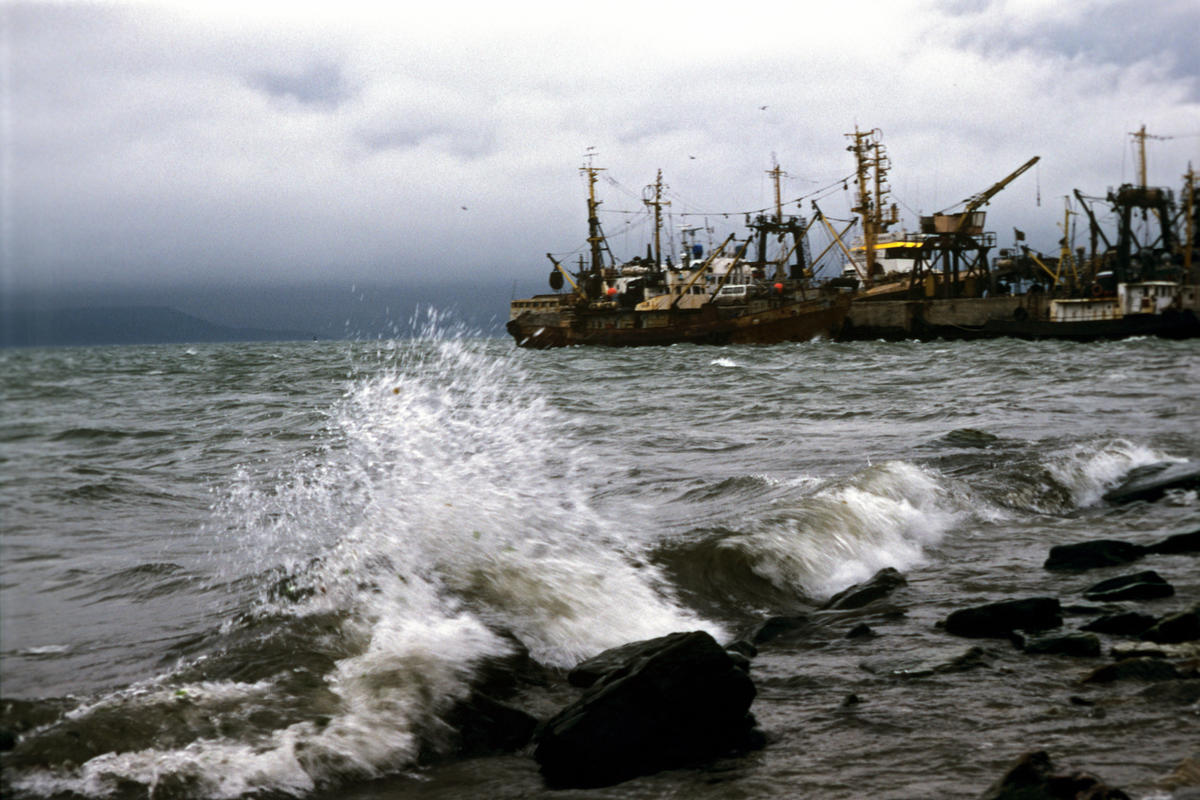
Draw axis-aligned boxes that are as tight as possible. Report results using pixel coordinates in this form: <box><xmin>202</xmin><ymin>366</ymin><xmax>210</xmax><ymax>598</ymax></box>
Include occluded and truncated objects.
<box><xmin>2</xmin><ymin>318</ymin><xmax>1198</xmax><ymax>799</ymax></box>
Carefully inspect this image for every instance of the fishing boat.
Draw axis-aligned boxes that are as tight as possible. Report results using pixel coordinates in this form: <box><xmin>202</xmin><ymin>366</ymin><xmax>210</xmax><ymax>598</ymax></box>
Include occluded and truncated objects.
<box><xmin>837</xmin><ymin>127</ymin><xmax>1200</xmax><ymax>341</ymax></box>
<box><xmin>506</xmin><ymin>162</ymin><xmax>850</xmax><ymax>348</ymax></box>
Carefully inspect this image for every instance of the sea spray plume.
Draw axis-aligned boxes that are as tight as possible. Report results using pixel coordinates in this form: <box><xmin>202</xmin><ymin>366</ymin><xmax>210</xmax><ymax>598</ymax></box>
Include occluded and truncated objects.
<box><xmin>10</xmin><ymin>318</ymin><xmax>717</xmax><ymax>800</ymax></box>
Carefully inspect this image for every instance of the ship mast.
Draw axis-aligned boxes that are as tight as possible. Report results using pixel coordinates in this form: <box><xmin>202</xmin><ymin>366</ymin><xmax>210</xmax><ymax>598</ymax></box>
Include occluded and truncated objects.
<box><xmin>581</xmin><ymin>156</ymin><xmax>606</xmax><ymax>275</ymax></box>
<box><xmin>1185</xmin><ymin>163</ymin><xmax>1196</xmax><ymax>276</ymax></box>
<box><xmin>1130</xmin><ymin>124</ymin><xmax>1171</xmax><ymax>188</ymax></box>
<box><xmin>769</xmin><ymin>162</ymin><xmax>784</xmax><ymax>223</ymax></box>
<box><xmin>643</xmin><ymin>170</ymin><xmax>670</xmax><ymax>268</ymax></box>
<box><xmin>845</xmin><ymin>127</ymin><xmax>897</xmax><ymax>288</ymax></box>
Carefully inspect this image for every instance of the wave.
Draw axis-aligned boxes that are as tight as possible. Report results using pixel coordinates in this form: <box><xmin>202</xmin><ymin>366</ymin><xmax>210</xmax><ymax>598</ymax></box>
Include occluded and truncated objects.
<box><xmin>7</xmin><ymin>318</ymin><xmax>718</xmax><ymax>798</ymax></box>
<box><xmin>657</xmin><ymin>460</ymin><xmax>965</xmax><ymax>608</ymax></box>
<box><xmin>1041</xmin><ymin>437</ymin><xmax>1187</xmax><ymax>508</ymax></box>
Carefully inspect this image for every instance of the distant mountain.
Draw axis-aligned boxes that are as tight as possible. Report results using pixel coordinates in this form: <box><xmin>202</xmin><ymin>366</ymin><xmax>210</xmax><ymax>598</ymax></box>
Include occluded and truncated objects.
<box><xmin>0</xmin><ymin>306</ymin><xmax>316</xmax><ymax>347</ymax></box>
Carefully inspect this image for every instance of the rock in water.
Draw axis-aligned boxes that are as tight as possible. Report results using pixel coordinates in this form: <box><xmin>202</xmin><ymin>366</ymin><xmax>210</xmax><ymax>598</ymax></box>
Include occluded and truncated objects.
<box><xmin>1043</xmin><ymin>540</ymin><xmax>1146</xmax><ymax>570</ymax></box>
<box><xmin>1102</xmin><ymin>460</ymin><xmax>1200</xmax><ymax>504</ymax></box>
<box><xmin>1082</xmin><ymin>570</ymin><xmax>1174</xmax><ymax>602</ymax></box>
<box><xmin>1141</xmin><ymin>606</ymin><xmax>1200</xmax><ymax>644</ymax></box>
<box><xmin>1081</xmin><ymin>611</ymin><xmax>1158</xmax><ymax>636</ymax></box>
<box><xmin>1082</xmin><ymin>657</ymin><xmax>1181</xmax><ymax>684</ymax></box>
<box><xmin>943</xmin><ymin>597</ymin><xmax>1062</xmax><ymax>638</ymax></box>
<box><xmin>981</xmin><ymin>750</ymin><xmax>1131</xmax><ymax>799</ymax></box>
<box><xmin>1145</xmin><ymin>528</ymin><xmax>1200</xmax><ymax>555</ymax></box>
<box><xmin>821</xmin><ymin>567</ymin><xmax>907</xmax><ymax>610</ymax></box>
<box><xmin>534</xmin><ymin>630</ymin><xmax>759</xmax><ymax>788</ymax></box>
<box><xmin>1021</xmin><ymin>633</ymin><xmax>1101</xmax><ymax>657</ymax></box>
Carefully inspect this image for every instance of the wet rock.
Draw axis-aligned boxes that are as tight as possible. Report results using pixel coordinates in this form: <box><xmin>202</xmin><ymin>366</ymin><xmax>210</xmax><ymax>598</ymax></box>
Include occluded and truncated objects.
<box><xmin>568</xmin><ymin>636</ymin><xmax>683</xmax><ymax>689</ymax></box>
<box><xmin>1022</xmin><ymin>633</ymin><xmax>1101</xmax><ymax>658</ymax></box>
<box><xmin>1154</xmin><ymin>752</ymin><xmax>1200</xmax><ymax>794</ymax></box>
<box><xmin>1081</xmin><ymin>611</ymin><xmax>1158</xmax><ymax>636</ymax></box>
<box><xmin>1139</xmin><ymin>681</ymin><xmax>1200</xmax><ymax>706</ymax></box>
<box><xmin>846</xmin><ymin>623</ymin><xmax>876</xmax><ymax>639</ymax></box>
<box><xmin>1146</xmin><ymin>528</ymin><xmax>1200</xmax><ymax>555</ymax></box>
<box><xmin>1111</xmin><ymin>641</ymin><xmax>1200</xmax><ymax>660</ymax></box>
<box><xmin>860</xmin><ymin>645</ymin><xmax>991</xmax><ymax>677</ymax></box>
<box><xmin>1082</xmin><ymin>657</ymin><xmax>1181</xmax><ymax>684</ymax></box>
<box><xmin>1103</xmin><ymin>460</ymin><xmax>1200</xmax><ymax>504</ymax></box>
<box><xmin>443</xmin><ymin>692</ymin><xmax>539</xmax><ymax>757</ymax></box>
<box><xmin>981</xmin><ymin>749</ymin><xmax>1131</xmax><ymax>799</ymax></box>
<box><xmin>1141</xmin><ymin>606</ymin><xmax>1200</xmax><ymax>643</ymax></box>
<box><xmin>1083</xmin><ymin>570</ymin><xmax>1175</xmax><ymax>602</ymax></box>
<box><xmin>752</xmin><ymin>614</ymin><xmax>816</xmax><ymax>644</ymax></box>
<box><xmin>725</xmin><ymin>639</ymin><xmax>758</xmax><ymax>660</ymax></box>
<box><xmin>943</xmin><ymin>597</ymin><xmax>1062</xmax><ymax>638</ymax></box>
<box><xmin>534</xmin><ymin>630</ymin><xmax>760</xmax><ymax>788</ymax></box>
<box><xmin>821</xmin><ymin>567</ymin><xmax>907</xmax><ymax>610</ymax></box>
<box><xmin>726</xmin><ymin>650</ymin><xmax>752</xmax><ymax>674</ymax></box>
<box><xmin>1044</xmin><ymin>539</ymin><xmax>1147</xmax><ymax>571</ymax></box>
<box><xmin>936</xmin><ymin>645</ymin><xmax>991</xmax><ymax>673</ymax></box>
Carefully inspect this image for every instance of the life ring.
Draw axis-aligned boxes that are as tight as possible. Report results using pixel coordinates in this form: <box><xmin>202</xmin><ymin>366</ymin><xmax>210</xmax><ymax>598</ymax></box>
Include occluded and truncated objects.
<box><xmin>1090</xmin><ymin>283</ymin><xmax>1103</xmax><ymax>298</ymax></box>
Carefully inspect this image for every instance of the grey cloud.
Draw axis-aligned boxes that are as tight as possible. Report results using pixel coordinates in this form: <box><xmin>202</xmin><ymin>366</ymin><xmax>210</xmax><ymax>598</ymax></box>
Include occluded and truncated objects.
<box><xmin>249</xmin><ymin>62</ymin><xmax>353</xmax><ymax>109</ymax></box>
<box><xmin>941</xmin><ymin>0</ymin><xmax>1200</xmax><ymax>99</ymax></box>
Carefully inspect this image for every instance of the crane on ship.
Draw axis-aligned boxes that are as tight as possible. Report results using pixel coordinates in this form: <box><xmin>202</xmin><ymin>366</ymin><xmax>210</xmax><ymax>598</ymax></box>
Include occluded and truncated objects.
<box><xmin>932</xmin><ymin>155</ymin><xmax>1041</xmax><ymax>235</ymax></box>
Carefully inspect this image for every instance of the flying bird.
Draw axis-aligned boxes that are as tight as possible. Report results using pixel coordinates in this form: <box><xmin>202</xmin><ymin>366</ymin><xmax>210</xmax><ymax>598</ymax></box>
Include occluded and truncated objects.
<box><xmin>759</xmin><ymin>105</ymin><xmax>768</xmax><ymax>110</ymax></box>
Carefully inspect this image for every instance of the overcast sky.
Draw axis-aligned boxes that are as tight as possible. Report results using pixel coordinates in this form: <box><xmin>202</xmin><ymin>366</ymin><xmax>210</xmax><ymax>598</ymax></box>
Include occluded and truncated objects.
<box><xmin>4</xmin><ymin>0</ymin><xmax>1199</xmax><ymax>297</ymax></box>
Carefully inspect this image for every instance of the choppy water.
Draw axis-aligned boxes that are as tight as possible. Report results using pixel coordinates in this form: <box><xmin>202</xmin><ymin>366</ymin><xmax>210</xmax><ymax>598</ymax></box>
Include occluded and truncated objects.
<box><xmin>2</xmin><ymin>322</ymin><xmax>1198</xmax><ymax>799</ymax></box>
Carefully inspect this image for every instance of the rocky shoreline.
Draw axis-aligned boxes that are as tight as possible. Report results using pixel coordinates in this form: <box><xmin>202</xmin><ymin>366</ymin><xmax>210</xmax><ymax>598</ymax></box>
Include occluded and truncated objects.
<box><xmin>2</xmin><ymin>525</ymin><xmax>1196</xmax><ymax>797</ymax></box>
<box><xmin>419</xmin><ymin>526</ymin><xmax>1200</xmax><ymax>795</ymax></box>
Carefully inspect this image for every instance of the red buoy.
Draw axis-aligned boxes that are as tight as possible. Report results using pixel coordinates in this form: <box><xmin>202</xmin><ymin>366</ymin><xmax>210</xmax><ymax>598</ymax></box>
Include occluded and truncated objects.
<box><xmin>607</xmin><ymin>286</ymin><xmax>618</xmax><ymax>296</ymax></box>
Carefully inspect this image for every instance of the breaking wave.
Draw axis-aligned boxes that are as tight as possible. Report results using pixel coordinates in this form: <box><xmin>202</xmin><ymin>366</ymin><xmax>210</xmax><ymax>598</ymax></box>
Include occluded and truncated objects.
<box><xmin>658</xmin><ymin>461</ymin><xmax>966</xmax><ymax>608</ymax></box>
<box><xmin>8</xmin><ymin>322</ymin><xmax>715</xmax><ymax>798</ymax></box>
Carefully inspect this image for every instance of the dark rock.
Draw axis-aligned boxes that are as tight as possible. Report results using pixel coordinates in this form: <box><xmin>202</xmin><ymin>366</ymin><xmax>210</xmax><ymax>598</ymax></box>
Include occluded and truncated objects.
<box><xmin>841</xmin><ymin>693</ymin><xmax>861</xmax><ymax>707</ymax></box>
<box><xmin>1146</xmin><ymin>528</ymin><xmax>1200</xmax><ymax>555</ymax></box>
<box><xmin>1083</xmin><ymin>570</ymin><xmax>1175</xmax><ymax>602</ymax></box>
<box><xmin>821</xmin><ymin>567</ymin><xmax>907</xmax><ymax>610</ymax></box>
<box><xmin>752</xmin><ymin>614</ymin><xmax>815</xmax><ymax>644</ymax></box>
<box><xmin>1142</xmin><ymin>607</ymin><xmax>1200</xmax><ymax>643</ymax></box>
<box><xmin>727</xmin><ymin>651</ymin><xmax>752</xmax><ymax>674</ymax></box>
<box><xmin>1043</xmin><ymin>540</ymin><xmax>1146</xmax><ymax>570</ymax></box>
<box><xmin>0</xmin><ymin>727</ymin><xmax>15</xmax><ymax>752</ymax></box>
<box><xmin>981</xmin><ymin>750</ymin><xmax>1131</xmax><ymax>800</ymax></box>
<box><xmin>1081</xmin><ymin>611</ymin><xmax>1159</xmax><ymax>636</ymax></box>
<box><xmin>568</xmin><ymin>637</ymin><xmax>685</xmax><ymax>689</ymax></box>
<box><xmin>1022</xmin><ymin>633</ymin><xmax>1102</xmax><ymax>658</ymax></box>
<box><xmin>846</xmin><ymin>623</ymin><xmax>876</xmax><ymax>639</ymax></box>
<box><xmin>1082</xmin><ymin>657</ymin><xmax>1181</xmax><ymax>683</ymax></box>
<box><xmin>533</xmin><ymin>630</ymin><xmax>759</xmax><ymax>788</ymax></box>
<box><xmin>943</xmin><ymin>597</ymin><xmax>1063</xmax><ymax>638</ymax></box>
<box><xmin>725</xmin><ymin>639</ymin><xmax>758</xmax><ymax>659</ymax></box>
<box><xmin>935</xmin><ymin>645</ymin><xmax>991</xmax><ymax>673</ymax></box>
<box><xmin>1103</xmin><ymin>460</ymin><xmax>1200</xmax><ymax>504</ymax></box>
<box><xmin>1068</xmin><ymin>695</ymin><xmax>1095</xmax><ymax>706</ymax></box>
<box><xmin>443</xmin><ymin>692</ymin><xmax>538</xmax><ymax>757</ymax></box>
<box><xmin>1139</xmin><ymin>680</ymin><xmax>1200</xmax><ymax>706</ymax></box>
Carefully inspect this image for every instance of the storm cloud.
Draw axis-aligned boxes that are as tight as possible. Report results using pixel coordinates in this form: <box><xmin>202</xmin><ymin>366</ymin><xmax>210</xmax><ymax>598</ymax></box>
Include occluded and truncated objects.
<box><xmin>3</xmin><ymin>0</ymin><xmax>1198</xmax><ymax>301</ymax></box>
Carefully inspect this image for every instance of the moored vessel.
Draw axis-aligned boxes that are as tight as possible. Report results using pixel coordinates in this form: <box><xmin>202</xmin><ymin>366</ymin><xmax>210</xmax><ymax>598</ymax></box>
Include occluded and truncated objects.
<box><xmin>836</xmin><ymin>127</ymin><xmax>1200</xmax><ymax>341</ymax></box>
<box><xmin>507</xmin><ymin>160</ymin><xmax>850</xmax><ymax>348</ymax></box>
